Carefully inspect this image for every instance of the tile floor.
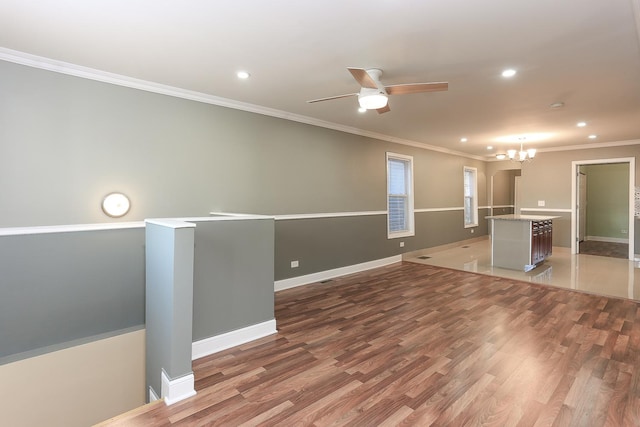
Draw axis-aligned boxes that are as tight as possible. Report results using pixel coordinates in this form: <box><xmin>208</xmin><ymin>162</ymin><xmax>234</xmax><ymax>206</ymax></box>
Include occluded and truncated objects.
<box><xmin>407</xmin><ymin>238</ymin><xmax>640</xmax><ymax>301</ymax></box>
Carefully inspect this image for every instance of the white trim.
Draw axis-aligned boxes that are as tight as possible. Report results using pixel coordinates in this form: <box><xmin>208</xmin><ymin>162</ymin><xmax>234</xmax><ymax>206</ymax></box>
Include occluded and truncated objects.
<box><xmin>633</xmin><ymin>0</ymin><xmax>640</xmax><ymax>56</ymax></box>
<box><xmin>586</xmin><ymin>236</ymin><xmax>629</xmax><ymax>244</ymax></box>
<box><xmin>192</xmin><ymin>319</ymin><xmax>277</xmax><ymax>361</ymax></box>
<box><xmin>149</xmin><ymin>386</ymin><xmax>160</xmax><ymax>402</ymax></box>
<box><xmin>415</xmin><ymin>207</ymin><xmax>463</xmax><ymax>213</ymax></box>
<box><xmin>536</xmin><ymin>139</ymin><xmax>640</xmax><ymax>153</ymax></box>
<box><xmin>387</xmin><ymin>152</ymin><xmax>415</xmax><ymax>239</ymax></box>
<box><xmin>486</xmin><ymin>140</ymin><xmax>640</xmax><ymax>161</ymax></box>
<box><xmin>521</xmin><ymin>208</ymin><xmax>572</xmax><ymax>213</ymax></box>
<box><xmin>463</xmin><ymin>166</ymin><xmax>479</xmax><ymax>228</ymax></box>
<box><xmin>161</xmin><ymin>371</ymin><xmax>196</xmax><ymax>406</ymax></box>
<box><xmin>274</xmin><ymin>211</ymin><xmax>386</xmax><ymax>220</ymax></box>
<box><xmin>0</xmin><ymin>48</ymin><xmax>487</xmax><ymax>161</ymax></box>
<box><xmin>2</xmin><ymin>49</ymin><xmax>639</xmax><ymax>161</ymax></box>
<box><xmin>180</xmin><ymin>214</ymin><xmax>273</xmax><ymax>222</ymax></box>
<box><xmin>0</xmin><ymin>221</ymin><xmax>145</xmax><ymax>236</ymax></box>
<box><xmin>214</xmin><ymin>208</ymin><xmax>496</xmax><ymax>220</ymax></box>
<box><xmin>209</xmin><ymin>211</ymin><xmax>269</xmax><ymax>218</ymax></box>
<box><xmin>0</xmin><ymin>206</ymin><xmax>491</xmax><ymax>237</ymax></box>
<box><xmin>274</xmin><ymin>255</ymin><xmax>402</xmax><ymax>292</ymax></box>
<box><xmin>492</xmin><ymin>205</ymin><xmax>515</xmax><ymax>209</ymax></box>
<box><xmin>145</xmin><ymin>219</ymin><xmax>196</xmax><ymax>229</ymax></box>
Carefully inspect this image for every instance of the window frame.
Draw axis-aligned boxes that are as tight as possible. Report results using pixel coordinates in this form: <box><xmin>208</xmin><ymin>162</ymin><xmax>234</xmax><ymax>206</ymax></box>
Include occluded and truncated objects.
<box><xmin>386</xmin><ymin>152</ymin><xmax>415</xmax><ymax>239</ymax></box>
<box><xmin>463</xmin><ymin>166</ymin><xmax>479</xmax><ymax>228</ymax></box>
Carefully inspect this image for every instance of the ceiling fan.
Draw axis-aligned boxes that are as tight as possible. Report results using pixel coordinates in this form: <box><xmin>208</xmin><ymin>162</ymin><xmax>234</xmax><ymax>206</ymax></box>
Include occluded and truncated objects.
<box><xmin>307</xmin><ymin>68</ymin><xmax>448</xmax><ymax>114</ymax></box>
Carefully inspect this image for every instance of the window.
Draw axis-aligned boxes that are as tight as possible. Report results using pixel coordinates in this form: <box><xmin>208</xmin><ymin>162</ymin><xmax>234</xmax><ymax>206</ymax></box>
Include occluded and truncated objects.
<box><xmin>463</xmin><ymin>166</ymin><xmax>478</xmax><ymax>227</ymax></box>
<box><xmin>387</xmin><ymin>152</ymin><xmax>414</xmax><ymax>238</ymax></box>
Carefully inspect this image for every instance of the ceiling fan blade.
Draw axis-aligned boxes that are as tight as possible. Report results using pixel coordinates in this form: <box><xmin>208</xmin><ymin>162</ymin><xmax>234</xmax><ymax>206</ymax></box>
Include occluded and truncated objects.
<box><xmin>348</xmin><ymin>68</ymin><xmax>378</xmax><ymax>89</ymax></box>
<box><xmin>385</xmin><ymin>82</ymin><xmax>448</xmax><ymax>95</ymax></box>
<box><xmin>377</xmin><ymin>104</ymin><xmax>391</xmax><ymax>114</ymax></box>
<box><xmin>307</xmin><ymin>93</ymin><xmax>358</xmax><ymax>103</ymax></box>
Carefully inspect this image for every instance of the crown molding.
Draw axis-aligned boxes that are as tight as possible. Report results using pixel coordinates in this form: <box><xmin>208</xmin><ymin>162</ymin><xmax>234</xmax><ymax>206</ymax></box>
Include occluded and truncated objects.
<box><xmin>632</xmin><ymin>0</ymin><xmax>640</xmax><ymax>55</ymax></box>
<box><xmin>536</xmin><ymin>139</ymin><xmax>640</xmax><ymax>153</ymax></box>
<box><xmin>1</xmin><ymin>47</ymin><xmax>637</xmax><ymax>162</ymax></box>
<box><xmin>485</xmin><ymin>138</ymin><xmax>640</xmax><ymax>161</ymax></box>
<box><xmin>0</xmin><ymin>48</ymin><xmax>487</xmax><ymax>160</ymax></box>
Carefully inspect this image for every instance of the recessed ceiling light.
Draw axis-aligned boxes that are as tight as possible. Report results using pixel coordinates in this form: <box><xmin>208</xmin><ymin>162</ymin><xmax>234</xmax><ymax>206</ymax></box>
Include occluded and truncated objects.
<box><xmin>577</xmin><ymin>122</ymin><xmax>587</xmax><ymax>127</ymax></box>
<box><xmin>550</xmin><ymin>102</ymin><xmax>565</xmax><ymax>109</ymax></box>
<box><xmin>487</xmin><ymin>146</ymin><xmax>493</xmax><ymax>150</ymax></box>
<box><xmin>588</xmin><ymin>134</ymin><xmax>597</xmax><ymax>139</ymax></box>
<box><xmin>501</xmin><ymin>69</ymin><xmax>517</xmax><ymax>78</ymax></box>
<box><xmin>358</xmin><ymin>107</ymin><xmax>367</xmax><ymax>113</ymax></box>
<box><xmin>460</xmin><ymin>137</ymin><xmax>468</xmax><ymax>143</ymax></box>
<box><xmin>496</xmin><ymin>154</ymin><xmax>506</xmax><ymax>160</ymax></box>
<box><xmin>236</xmin><ymin>71</ymin><xmax>250</xmax><ymax>79</ymax></box>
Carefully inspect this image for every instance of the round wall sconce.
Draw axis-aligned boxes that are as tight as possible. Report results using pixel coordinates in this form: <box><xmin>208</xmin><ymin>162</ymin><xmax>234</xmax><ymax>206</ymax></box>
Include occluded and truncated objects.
<box><xmin>102</xmin><ymin>192</ymin><xmax>131</xmax><ymax>218</ymax></box>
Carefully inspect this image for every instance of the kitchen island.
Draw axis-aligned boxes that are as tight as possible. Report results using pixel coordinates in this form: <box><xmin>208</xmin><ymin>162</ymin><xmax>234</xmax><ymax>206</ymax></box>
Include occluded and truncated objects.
<box><xmin>486</xmin><ymin>214</ymin><xmax>559</xmax><ymax>272</ymax></box>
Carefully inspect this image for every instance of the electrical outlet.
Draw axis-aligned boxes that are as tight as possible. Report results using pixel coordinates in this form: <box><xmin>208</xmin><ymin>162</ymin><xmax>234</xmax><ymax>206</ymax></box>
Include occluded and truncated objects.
<box><xmin>291</xmin><ymin>260</ymin><xmax>299</xmax><ymax>268</ymax></box>
<box><xmin>399</xmin><ymin>241</ymin><xmax>405</xmax><ymax>247</ymax></box>
<box><xmin>538</xmin><ymin>200</ymin><xmax>546</xmax><ymax>207</ymax></box>
<box><xmin>622</xmin><ymin>229</ymin><xmax>628</xmax><ymax>234</ymax></box>
<box><xmin>470</xmin><ymin>229</ymin><xmax>474</xmax><ymax>233</ymax></box>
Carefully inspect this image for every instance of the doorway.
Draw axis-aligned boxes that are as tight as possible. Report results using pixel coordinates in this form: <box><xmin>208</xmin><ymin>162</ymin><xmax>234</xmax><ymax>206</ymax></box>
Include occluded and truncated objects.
<box><xmin>571</xmin><ymin>158</ymin><xmax>635</xmax><ymax>260</ymax></box>
<box><xmin>490</xmin><ymin>169</ymin><xmax>521</xmax><ymax>216</ymax></box>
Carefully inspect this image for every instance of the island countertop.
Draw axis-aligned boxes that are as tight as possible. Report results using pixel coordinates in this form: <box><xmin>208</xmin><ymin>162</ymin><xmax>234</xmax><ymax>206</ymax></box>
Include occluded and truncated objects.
<box><xmin>485</xmin><ymin>214</ymin><xmax>560</xmax><ymax>221</ymax></box>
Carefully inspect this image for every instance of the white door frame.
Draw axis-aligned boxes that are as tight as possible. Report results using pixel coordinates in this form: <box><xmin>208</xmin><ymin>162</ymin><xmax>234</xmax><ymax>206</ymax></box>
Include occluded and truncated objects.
<box><xmin>570</xmin><ymin>157</ymin><xmax>635</xmax><ymax>259</ymax></box>
<box><xmin>577</xmin><ymin>172</ymin><xmax>587</xmax><ymax>245</ymax></box>
<box><xmin>514</xmin><ymin>176</ymin><xmax>521</xmax><ymax>215</ymax></box>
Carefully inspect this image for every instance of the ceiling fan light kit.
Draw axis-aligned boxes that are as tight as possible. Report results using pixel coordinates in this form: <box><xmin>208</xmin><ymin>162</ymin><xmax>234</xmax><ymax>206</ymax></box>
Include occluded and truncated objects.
<box><xmin>358</xmin><ymin>91</ymin><xmax>388</xmax><ymax>110</ymax></box>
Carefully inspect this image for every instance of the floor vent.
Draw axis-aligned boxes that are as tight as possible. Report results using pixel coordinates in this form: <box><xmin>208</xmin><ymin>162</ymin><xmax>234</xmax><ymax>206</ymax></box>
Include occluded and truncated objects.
<box><xmin>418</xmin><ymin>256</ymin><xmax>431</xmax><ymax>260</ymax></box>
<box><xmin>461</xmin><ymin>246</ymin><xmax>470</xmax><ymax>248</ymax></box>
<box><xmin>320</xmin><ymin>279</ymin><xmax>333</xmax><ymax>284</ymax></box>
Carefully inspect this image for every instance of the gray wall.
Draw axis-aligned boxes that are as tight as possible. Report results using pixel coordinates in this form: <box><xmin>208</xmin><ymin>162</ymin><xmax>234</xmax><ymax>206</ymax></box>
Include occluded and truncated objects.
<box><xmin>275</xmin><ymin>210</ymin><xmax>488</xmax><ymax>280</ymax></box>
<box><xmin>1</xmin><ymin>60</ymin><xmax>483</xmax><ymax>227</ymax></box>
<box><xmin>275</xmin><ymin>215</ymin><xmax>398</xmax><ymax>280</ymax></box>
<box><xmin>584</xmin><ymin>163</ymin><xmax>630</xmax><ymax>240</ymax></box>
<box><xmin>192</xmin><ymin>218</ymin><xmax>275</xmax><ymax>340</ymax></box>
<box><xmin>0</xmin><ymin>54</ymin><xmax>636</xmax><ymax>371</ymax></box>
<box><xmin>487</xmin><ymin>145</ymin><xmax>639</xmax><ymax>247</ymax></box>
<box><xmin>492</xmin><ymin>169</ymin><xmax>519</xmax><ymax>206</ymax></box>
<box><xmin>145</xmin><ymin>221</ymin><xmax>195</xmax><ymax>399</ymax></box>
<box><xmin>0</xmin><ymin>59</ymin><xmax>490</xmax><ymax>277</ymax></box>
<box><xmin>0</xmin><ymin>228</ymin><xmax>145</xmax><ymax>364</ymax></box>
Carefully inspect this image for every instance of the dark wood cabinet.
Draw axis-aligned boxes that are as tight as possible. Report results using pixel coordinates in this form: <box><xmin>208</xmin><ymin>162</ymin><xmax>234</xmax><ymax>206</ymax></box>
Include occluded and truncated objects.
<box><xmin>531</xmin><ymin>220</ymin><xmax>552</xmax><ymax>266</ymax></box>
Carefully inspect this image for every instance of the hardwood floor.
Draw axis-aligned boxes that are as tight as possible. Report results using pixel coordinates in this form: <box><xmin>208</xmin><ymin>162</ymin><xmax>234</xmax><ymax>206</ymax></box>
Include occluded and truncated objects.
<box><xmin>99</xmin><ymin>262</ymin><xmax>640</xmax><ymax>426</ymax></box>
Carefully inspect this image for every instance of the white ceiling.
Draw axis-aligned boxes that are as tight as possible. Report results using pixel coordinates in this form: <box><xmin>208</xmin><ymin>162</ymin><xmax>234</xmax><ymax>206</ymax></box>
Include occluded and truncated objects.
<box><xmin>1</xmin><ymin>0</ymin><xmax>640</xmax><ymax>158</ymax></box>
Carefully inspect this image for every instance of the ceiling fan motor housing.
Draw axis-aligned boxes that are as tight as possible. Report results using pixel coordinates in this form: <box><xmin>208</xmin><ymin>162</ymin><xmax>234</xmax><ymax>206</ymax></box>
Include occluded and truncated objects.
<box><xmin>358</xmin><ymin>87</ymin><xmax>388</xmax><ymax>109</ymax></box>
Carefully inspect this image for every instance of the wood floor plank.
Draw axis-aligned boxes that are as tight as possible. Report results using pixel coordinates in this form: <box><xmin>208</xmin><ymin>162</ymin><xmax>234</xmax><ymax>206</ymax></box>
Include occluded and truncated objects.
<box><xmin>98</xmin><ymin>262</ymin><xmax>640</xmax><ymax>426</ymax></box>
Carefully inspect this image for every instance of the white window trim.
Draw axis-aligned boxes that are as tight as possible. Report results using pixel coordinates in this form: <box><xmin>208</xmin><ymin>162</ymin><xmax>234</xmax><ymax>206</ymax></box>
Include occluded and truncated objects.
<box><xmin>386</xmin><ymin>152</ymin><xmax>415</xmax><ymax>239</ymax></box>
<box><xmin>463</xmin><ymin>166</ymin><xmax>479</xmax><ymax>228</ymax></box>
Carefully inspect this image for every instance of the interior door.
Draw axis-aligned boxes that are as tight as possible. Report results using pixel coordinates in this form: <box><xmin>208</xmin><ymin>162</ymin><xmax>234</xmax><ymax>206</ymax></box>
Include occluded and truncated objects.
<box><xmin>577</xmin><ymin>172</ymin><xmax>587</xmax><ymax>245</ymax></box>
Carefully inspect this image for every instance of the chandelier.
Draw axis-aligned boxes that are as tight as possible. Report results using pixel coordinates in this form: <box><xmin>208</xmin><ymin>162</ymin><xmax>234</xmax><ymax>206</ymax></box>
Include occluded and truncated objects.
<box><xmin>497</xmin><ymin>142</ymin><xmax>536</xmax><ymax>162</ymax></box>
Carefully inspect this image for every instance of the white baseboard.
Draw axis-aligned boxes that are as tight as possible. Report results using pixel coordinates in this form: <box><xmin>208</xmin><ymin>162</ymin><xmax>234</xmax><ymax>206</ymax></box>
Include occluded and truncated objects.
<box><xmin>149</xmin><ymin>386</ymin><xmax>160</xmax><ymax>402</ymax></box>
<box><xmin>192</xmin><ymin>319</ymin><xmax>277</xmax><ymax>361</ymax></box>
<box><xmin>585</xmin><ymin>236</ymin><xmax>629</xmax><ymax>244</ymax></box>
<box><xmin>161</xmin><ymin>371</ymin><xmax>196</xmax><ymax>406</ymax></box>
<box><xmin>274</xmin><ymin>255</ymin><xmax>402</xmax><ymax>292</ymax></box>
